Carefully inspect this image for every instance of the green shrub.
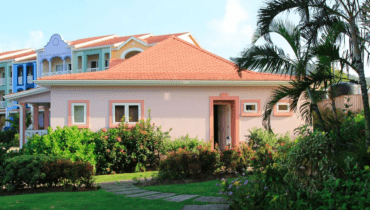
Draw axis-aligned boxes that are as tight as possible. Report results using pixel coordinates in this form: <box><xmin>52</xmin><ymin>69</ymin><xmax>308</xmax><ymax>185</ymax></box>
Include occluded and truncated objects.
<box><xmin>0</xmin><ymin>155</ymin><xmax>94</xmax><ymax>192</ymax></box>
<box><xmin>23</xmin><ymin>126</ymin><xmax>97</xmax><ymax>167</ymax></box>
<box><xmin>158</xmin><ymin>144</ymin><xmax>219</xmax><ymax>179</ymax></box>
<box><xmin>0</xmin><ymin>129</ymin><xmax>17</xmax><ymax>145</ymax></box>
<box><xmin>246</xmin><ymin>127</ymin><xmax>291</xmax><ymax>149</ymax></box>
<box><xmin>220</xmin><ymin>142</ymin><xmax>255</xmax><ymax>173</ymax></box>
<box><xmin>95</xmin><ymin>116</ymin><xmax>170</xmax><ymax>174</ymax></box>
<box><xmin>162</xmin><ymin>135</ymin><xmax>207</xmax><ymax>153</ymax></box>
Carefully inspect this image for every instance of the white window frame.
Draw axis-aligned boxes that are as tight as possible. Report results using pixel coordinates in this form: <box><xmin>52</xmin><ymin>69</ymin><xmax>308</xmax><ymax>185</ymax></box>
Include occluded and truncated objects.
<box><xmin>276</xmin><ymin>102</ymin><xmax>290</xmax><ymax>113</ymax></box>
<box><xmin>71</xmin><ymin>103</ymin><xmax>87</xmax><ymax>125</ymax></box>
<box><xmin>112</xmin><ymin>103</ymin><xmax>141</xmax><ymax>124</ymax></box>
<box><xmin>90</xmin><ymin>60</ymin><xmax>99</xmax><ymax>68</ymax></box>
<box><xmin>243</xmin><ymin>102</ymin><xmax>258</xmax><ymax>113</ymax></box>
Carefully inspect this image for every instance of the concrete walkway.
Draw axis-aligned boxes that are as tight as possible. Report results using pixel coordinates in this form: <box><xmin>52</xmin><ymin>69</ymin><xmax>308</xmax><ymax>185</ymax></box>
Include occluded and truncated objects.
<box><xmin>100</xmin><ymin>181</ymin><xmax>230</xmax><ymax>210</ymax></box>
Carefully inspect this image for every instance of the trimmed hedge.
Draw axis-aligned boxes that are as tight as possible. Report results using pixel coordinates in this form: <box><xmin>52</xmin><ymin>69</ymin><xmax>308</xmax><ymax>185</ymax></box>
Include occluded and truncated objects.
<box><xmin>0</xmin><ymin>155</ymin><xmax>94</xmax><ymax>192</ymax></box>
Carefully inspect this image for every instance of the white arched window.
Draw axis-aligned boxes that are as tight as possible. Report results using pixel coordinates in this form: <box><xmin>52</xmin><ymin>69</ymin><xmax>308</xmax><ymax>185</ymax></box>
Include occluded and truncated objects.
<box><xmin>120</xmin><ymin>48</ymin><xmax>144</xmax><ymax>59</ymax></box>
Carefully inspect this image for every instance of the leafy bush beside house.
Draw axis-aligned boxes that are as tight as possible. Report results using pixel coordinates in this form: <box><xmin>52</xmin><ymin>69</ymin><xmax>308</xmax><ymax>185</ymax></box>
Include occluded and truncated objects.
<box><xmin>246</xmin><ymin>127</ymin><xmax>291</xmax><ymax>149</ymax></box>
<box><xmin>162</xmin><ymin>134</ymin><xmax>207</xmax><ymax>153</ymax></box>
<box><xmin>0</xmin><ymin>155</ymin><xmax>94</xmax><ymax>192</ymax></box>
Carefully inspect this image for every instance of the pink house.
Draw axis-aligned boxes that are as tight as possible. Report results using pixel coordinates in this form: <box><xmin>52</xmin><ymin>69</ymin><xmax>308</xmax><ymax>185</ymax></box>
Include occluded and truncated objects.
<box><xmin>5</xmin><ymin>36</ymin><xmax>304</xmax><ymax>149</ymax></box>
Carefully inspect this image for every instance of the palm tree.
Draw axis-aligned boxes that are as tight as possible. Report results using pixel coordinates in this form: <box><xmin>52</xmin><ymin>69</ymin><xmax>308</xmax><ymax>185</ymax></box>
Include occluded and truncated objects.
<box><xmin>232</xmin><ymin>20</ymin><xmax>327</xmax><ymax>131</ymax></box>
<box><xmin>249</xmin><ymin>0</ymin><xmax>370</xmax><ymax>147</ymax></box>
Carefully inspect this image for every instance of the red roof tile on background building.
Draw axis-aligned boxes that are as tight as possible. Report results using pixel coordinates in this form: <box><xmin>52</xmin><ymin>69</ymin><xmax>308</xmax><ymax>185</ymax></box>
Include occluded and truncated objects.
<box><xmin>0</xmin><ymin>51</ymin><xmax>36</xmax><ymax>62</ymax></box>
<box><xmin>38</xmin><ymin>36</ymin><xmax>292</xmax><ymax>81</ymax></box>
<box><xmin>109</xmin><ymin>58</ymin><xmax>126</xmax><ymax>68</ymax></box>
<box><xmin>0</xmin><ymin>49</ymin><xmax>28</xmax><ymax>57</ymax></box>
<box><xmin>68</xmin><ymin>35</ymin><xmax>115</xmax><ymax>46</ymax></box>
<box><xmin>78</xmin><ymin>34</ymin><xmax>151</xmax><ymax>49</ymax></box>
<box><xmin>142</xmin><ymin>32</ymin><xmax>188</xmax><ymax>44</ymax></box>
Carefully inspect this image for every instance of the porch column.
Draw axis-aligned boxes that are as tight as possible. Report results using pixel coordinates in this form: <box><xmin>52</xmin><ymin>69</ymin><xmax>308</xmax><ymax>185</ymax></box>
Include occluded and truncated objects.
<box><xmin>48</xmin><ymin>59</ymin><xmax>51</xmax><ymax>75</ymax></box>
<box><xmin>22</xmin><ymin>63</ymin><xmax>27</xmax><ymax>85</ymax></box>
<box><xmin>40</xmin><ymin>62</ymin><xmax>43</xmax><ymax>77</ymax></box>
<box><xmin>33</xmin><ymin>104</ymin><xmax>39</xmax><ymax>130</ymax></box>
<box><xmin>20</xmin><ymin>102</ymin><xmax>26</xmax><ymax>146</ymax></box>
<box><xmin>63</xmin><ymin>57</ymin><xmax>66</xmax><ymax>72</ymax></box>
<box><xmin>44</xmin><ymin>105</ymin><xmax>50</xmax><ymax>129</ymax></box>
<box><xmin>33</xmin><ymin>63</ymin><xmax>36</xmax><ymax>80</ymax></box>
<box><xmin>82</xmin><ymin>54</ymin><xmax>86</xmax><ymax>72</ymax></box>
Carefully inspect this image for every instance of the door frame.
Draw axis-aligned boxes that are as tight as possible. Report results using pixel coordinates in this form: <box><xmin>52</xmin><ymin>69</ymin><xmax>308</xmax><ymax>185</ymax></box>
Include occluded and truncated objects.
<box><xmin>209</xmin><ymin>93</ymin><xmax>239</xmax><ymax>149</ymax></box>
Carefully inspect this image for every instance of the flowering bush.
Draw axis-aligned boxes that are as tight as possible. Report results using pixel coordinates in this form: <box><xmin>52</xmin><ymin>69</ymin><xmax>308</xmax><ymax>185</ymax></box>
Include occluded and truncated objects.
<box><xmin>220</xmin><ymin>143</ymin><xmax>255</xmax><ymax>173</ymax></box>
<box><xmin>162</xmin><ymin>135</ymin><xmax>207</xmax><ymax>153</ymax></box>
<box><xmin>0</xmin><ymin>155</ymin><xmax>94</xmax><ymax>192</ymax></box>
<box><xmin>95</xmin><ymin>116</ymin><xmax>170</xmax><ymax>174</ymax></box>
<box><xmin>158</xmin><ymin>144</ymin><xmax>220</xmax><ymax>179</ymax></box>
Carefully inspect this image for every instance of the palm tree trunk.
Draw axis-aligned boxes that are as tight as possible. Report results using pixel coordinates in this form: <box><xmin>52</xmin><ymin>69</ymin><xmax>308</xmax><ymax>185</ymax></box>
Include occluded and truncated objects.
<box><xmin>350</xmin><ymin>18</ymin><xmax>370</xmax><ymax>147</ymax></box>
<box><xmin>307</xmin><ymin>88</ymin><xmax>326</xmax><ymax>131</ymax></box>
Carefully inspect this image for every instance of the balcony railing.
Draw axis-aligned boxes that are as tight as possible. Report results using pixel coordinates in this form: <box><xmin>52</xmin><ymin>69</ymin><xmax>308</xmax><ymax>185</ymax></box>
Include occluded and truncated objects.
<box><xmin>87</xmin><ymin>68</ymin><xmax>99</xmax><ymax>72</ymax></box>
<box><xmin>27</xmin><ymin>76</ymin><xmax>33</xmax><ymax>84</ymax></box>
<box><xmin>42</xmin><ymin>70</ymin><xmax>72</xmax><ymax>77</ymax></box>
<box><xmin>8</xmin><ymin>78</ymin><xmax>12</xmax><ymax>86</ymax></box>
<box><xmin>25</xmin><ymin>130</ymin><xmax>48</xmax><ymax>143</ymax></box>
<box><xmin>77</xmin><ymin>69</ymin><xmax>83</xmax><ymax>73</ymax></box>
<box><xmin>0</xmin><ymin>101</ymin><xmax>5</xmax><ymax>109</ymax></box>
<box><xmin>0</xmin><ymin>78</ymin><xmax>4</xmax><ymax>86</ymax></box>
<box><xmin>18</xmin><ymin>76</ymin><xmax>22</xmax><ymax>85</ymax></box>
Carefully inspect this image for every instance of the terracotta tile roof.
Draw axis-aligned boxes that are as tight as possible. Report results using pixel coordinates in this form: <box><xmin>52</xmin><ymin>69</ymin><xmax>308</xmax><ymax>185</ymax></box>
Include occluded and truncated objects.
<box><xmin>78</xmin><ymin>34</ymin><xmax>150</xmax><ymax>49</ymax></box>
<box><xmin>0</xmin><ymin>51</ymin><xmax>36</xmax><ymax>62</ymax></box>
<box><xmin>109</xmin><ymin>58</ymin><xmax>126</xmax><ymax>68</ymax></box>
<box><xmin>142</xmin><ymin>32</ymin><xmax>188</xmax><ymax>44</ymax></box>
<box><xmin>68</xmin><ymin>35</ymin><xmax>115</xmax><ymax>46</ymax></box>
<box><xmin>38</xmin><ymin>36</ymin><xmax>292</xmax><ymax>81</ymax></box>
<box><xmin>0</xmin><ymin>49</ymin><xmax>27</xmax><ymax>57</ymax></box>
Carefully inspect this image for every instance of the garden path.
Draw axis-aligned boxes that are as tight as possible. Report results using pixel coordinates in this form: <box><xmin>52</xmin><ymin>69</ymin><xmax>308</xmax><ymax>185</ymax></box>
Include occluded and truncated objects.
<box><xmin>100</xmin><ymin>181</ymin><xmax>230</xmax><ymax>210</ymax></box>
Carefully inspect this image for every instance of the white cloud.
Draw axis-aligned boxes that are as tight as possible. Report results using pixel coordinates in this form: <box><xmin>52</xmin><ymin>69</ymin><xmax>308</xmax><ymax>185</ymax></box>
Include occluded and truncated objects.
<box><xmin>24</xmin><ymin>31</ymin><xmax>45</xmax><ymax>49</ymax></box>
<box><xmin>0</xmin><ymin>31</ymin><xmax>45</xmax><ymax>52</ymax></box>
<box><xmin>208</xmin><ymin>0</ymin><xmax>254</xmax><ymax>51</ymax></box>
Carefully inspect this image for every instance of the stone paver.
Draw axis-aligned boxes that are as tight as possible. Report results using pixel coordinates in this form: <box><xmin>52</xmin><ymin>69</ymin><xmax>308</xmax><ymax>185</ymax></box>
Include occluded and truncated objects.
<box><xmin>126</xmin><ymin>191</ymin><xmax>161</xmax><ymax>198</ymax></box>
<box><xmin>182</xmin><ymin>204</ymin><xmax>230</xmax><ymax>210</ymax></box>
<box><xmin>114</xmin><ymin>189</ymin><xmax>148</xmax><ymax>195</ymax></box>
<box><xmin>193</xmin><ymin>196</ymin><xmax>228</xmax><ymax>203</ymax></box>
<box><xmin>143</xmin><ymin>193</ymin><xmax>176</xmax><ymax>200</ymax></box>
<box><xmin>163</xmin><ymin>194</ymin><xmax>199</xmax><ymax>202</ymax></box>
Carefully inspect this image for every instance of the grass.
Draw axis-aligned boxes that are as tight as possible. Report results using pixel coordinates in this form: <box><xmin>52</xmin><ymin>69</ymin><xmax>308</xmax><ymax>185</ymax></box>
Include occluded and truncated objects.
<box><xmin>94</xmin><ymin>171</ymin><xmax>158</xmax><ymax>183</ymax></box>
<box><xmin>140</xmin><ymin>177</ymin><xmax>237</xmax><ymax>197</ymax></box>
<box><xmin>0</xmin><ymin>189</ymin><xmax>206</xmax><ymax>210</ymax></box>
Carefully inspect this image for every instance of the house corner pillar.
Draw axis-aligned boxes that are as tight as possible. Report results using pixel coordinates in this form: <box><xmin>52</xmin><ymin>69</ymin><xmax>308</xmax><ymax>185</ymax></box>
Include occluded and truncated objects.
<box><xmin>33</xmin><ymin>104</ymin><xmax>39</xmax><ymax>130</ymax></box>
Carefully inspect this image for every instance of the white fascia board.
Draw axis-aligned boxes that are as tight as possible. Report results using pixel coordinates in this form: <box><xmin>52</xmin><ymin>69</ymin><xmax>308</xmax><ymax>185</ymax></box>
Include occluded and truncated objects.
<box><xmin>114</xmin><ymin>37</ymin><xmax>150</xmax><ymax>51</ymax></box>
<box><xmin>137</xmin><ymin>33</ymin><xmax>153</xmax><ymax>39</ymax></box>
<box><xmin>73</xmin><ymin>45</ymin><xmax>113</xmax><ymax>52</ymax></box>
<box><xmin>179</xmin><ymin>32</ymin><xmax>203</xmax><ymax>49</ymax></box>
<box><xmin>13</xmin><ymin>59</ymin><xmax>37</xmax><ymax>64</ymax></box>
<box><xmin>35</xmin><ymin>80</ymin><xmax>290</xmax><ymax>87</ymax></box>
<box><xmin>4</xmin><ymin>87</ymin><xmax>50</xmax><ymax>100</ymax></box>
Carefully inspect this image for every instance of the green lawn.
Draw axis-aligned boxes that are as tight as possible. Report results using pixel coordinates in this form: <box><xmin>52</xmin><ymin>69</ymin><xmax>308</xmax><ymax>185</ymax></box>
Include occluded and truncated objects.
<box><xmin>95</xmin><ymin>171</ymin><xmax>158</xmax><ymax>183</ymax></box>
<box><xmin>0</xmin><ymin>189</ymin><xmax>205</xmax><ymax>210</ymax></box>
<box><xmin>140</xmin><ymin>177</ymin><xmax>237</xmax><ymax>197</ymax></box>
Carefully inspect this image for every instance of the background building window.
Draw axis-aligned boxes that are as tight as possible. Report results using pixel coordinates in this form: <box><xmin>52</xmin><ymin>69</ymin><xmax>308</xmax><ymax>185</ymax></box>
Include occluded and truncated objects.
<box><xmin>113</xmin><ymin>103</ymin><xmax>141</xmax><ymax>123</ymax></box>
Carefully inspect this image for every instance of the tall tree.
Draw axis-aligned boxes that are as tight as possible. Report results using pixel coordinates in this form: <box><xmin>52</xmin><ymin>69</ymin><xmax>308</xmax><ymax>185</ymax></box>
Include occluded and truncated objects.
<box><xmin>250</xmin><ymin>0</ymin><xmax>370</xmax><ymax>147</ymax></box>
<box><xmin>233</xmin><ymin>20</ymin><xmax>327</xmax><ymax>130</ymax></box>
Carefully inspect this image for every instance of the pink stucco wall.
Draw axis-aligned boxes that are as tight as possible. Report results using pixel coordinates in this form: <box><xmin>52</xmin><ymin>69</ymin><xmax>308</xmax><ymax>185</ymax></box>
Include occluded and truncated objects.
<box><xmin>49</xmin><ymin>86</ymin><xmax>305</xmax><ymax>142</ymax></box>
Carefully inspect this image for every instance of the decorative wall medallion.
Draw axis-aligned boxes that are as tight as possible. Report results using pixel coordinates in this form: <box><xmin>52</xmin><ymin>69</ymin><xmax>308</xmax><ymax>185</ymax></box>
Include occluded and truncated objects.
<box><xmin>53</xmin><ymin>38</ymin><xmax>59</xmax><ymax>46</ymax></box>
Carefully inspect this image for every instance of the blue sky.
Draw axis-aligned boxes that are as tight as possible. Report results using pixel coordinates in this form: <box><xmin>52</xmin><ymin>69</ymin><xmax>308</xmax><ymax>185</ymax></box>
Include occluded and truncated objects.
<box><xmin>0</xmin><ymin>0</ymin><xmax>262</xmax><ymax>60</ymax></box>
<box><xmin>0</xmin><ymin>0</ymin><xmax>366</xmax><ymax>76</ymax></box>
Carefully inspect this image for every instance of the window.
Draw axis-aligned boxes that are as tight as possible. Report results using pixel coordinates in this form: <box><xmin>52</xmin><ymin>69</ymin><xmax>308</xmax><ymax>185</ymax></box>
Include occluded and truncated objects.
<box><xmin>56</xmin><ymin>64</ymin><xmax>63</xmax><ymax>72</ymax></box>
<box><xmin>90</xmin><ymin>61</ymin><xmax>98</xmax><ymax>68</ymax></box>
<box><xmin>68</xmin><ymin>100</ymin><xmax>89</xmax><ymax>128</ymax></box>
<box><xmin>277</xmin><ymin>103</ymin><xmax>290</xmax><ymax>112</ymax></box>
<box><xmin>112</xmin><ymin>103</ymin><xmax>141</xmax><ymax>123</ymax></box>
<box><xmin>67</xmin><ymin>64</ymin><xmax>72</xmax><ymax>70</ymax></box>
<box><xmin>243</xmin><ymin>103</ymin><xmax>257</xmax><ymax>113</ymax></box>
<box><xmin>71</xmin><ymin>103</ymin><xmax>87</xmax><ymax>124</ymax></box>
<box><xmin>240</xmin><ymin>99</ymin><xmax>260</xmax><ymax>117</ymax></box>
<box><xmin>105</xmin><ymin>59</ymin><xmax>109</xmax><ymax>68</ymax></box>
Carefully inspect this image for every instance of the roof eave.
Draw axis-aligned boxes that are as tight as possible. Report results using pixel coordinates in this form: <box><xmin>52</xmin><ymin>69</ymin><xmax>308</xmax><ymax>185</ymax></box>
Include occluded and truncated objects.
<box><xmin>4</xmin><ymin>87</ymin><xmax>50</xmax><ymax>101</ymax></box>
<box><xmin>35</xmin><ymin>80</ymin><xmax>290</xmax><ymax>86</ymax></box>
